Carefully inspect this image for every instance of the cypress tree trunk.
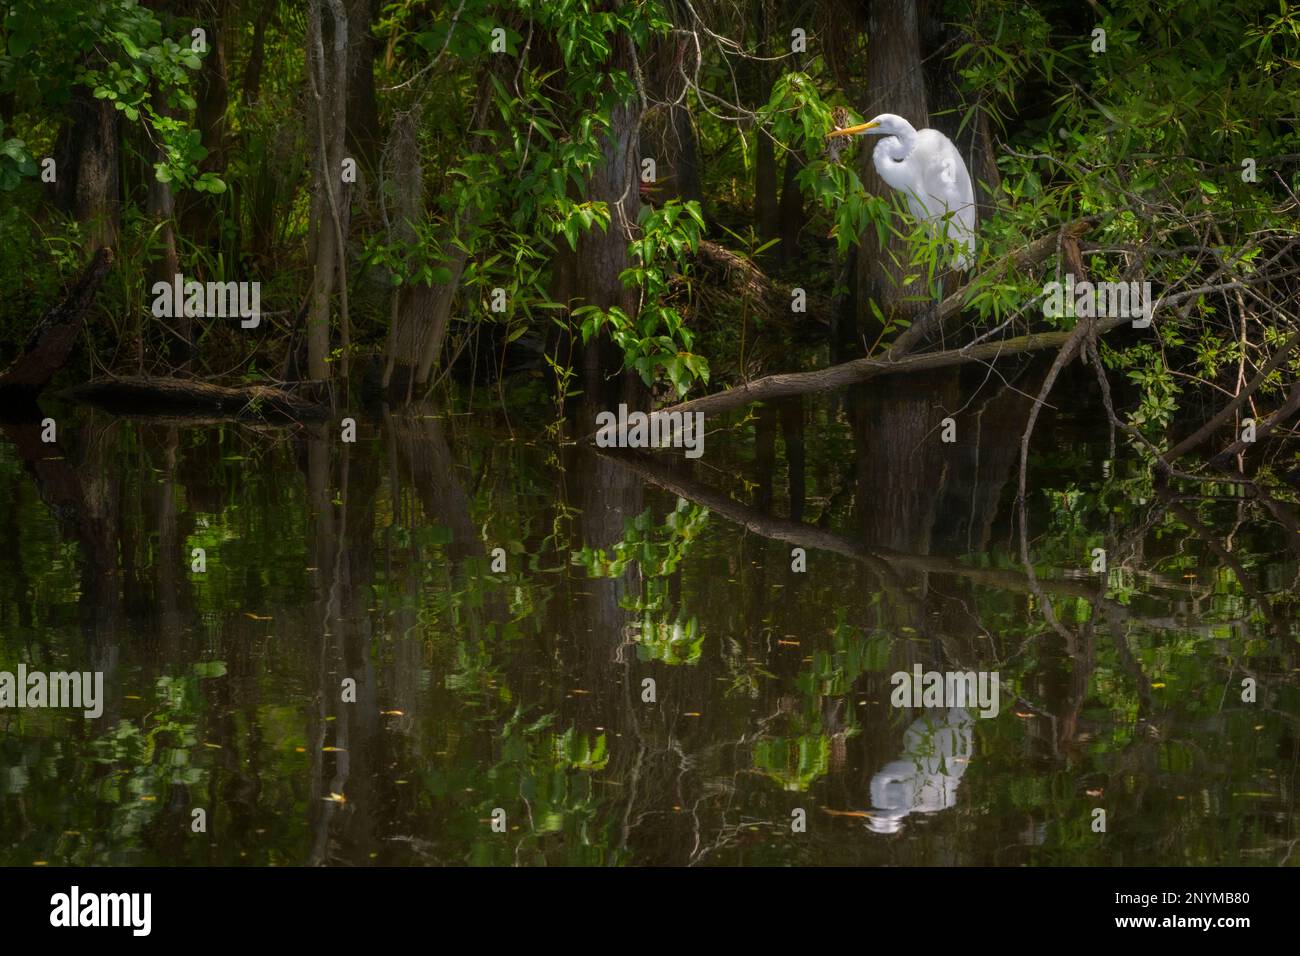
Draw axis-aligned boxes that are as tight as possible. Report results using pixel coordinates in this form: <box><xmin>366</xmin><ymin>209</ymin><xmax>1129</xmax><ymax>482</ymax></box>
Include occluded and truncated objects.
<box><xmin>242</xmin><ymin>0</ymin><xmax>277</xmax><ymax>105</ymax></box>
<box><xmin>777</xmin><ymin>151</ymin><xmax>805</xmax><ymax>265</ymax></box>
<box><xmin>52</xmin><ymin>86</ymin><xmax>120</xmax><ymax>252</ymax></box>
<box><xmin>855</xmin><ymin>0</ymin><xmax>929</xmax><ymax>345</ymax></box>
<box><xmin>306</xmin><ymin>0</ymin><xmax>351</xmax><ymax>383</ymax></box>
<box><xmin>640</xmin><ymin>31</ymin><xmax>702</xmax><ymax>206</ymax></box>
<box><xmin>146</xmin><ymin>89</ymin><xmax>184</xmax><ymax>365</ymax></box>
<box><xmin>344</xmin><ymin>0</ymin><xmax>382</xmax><ymax>172</ymax></box>
<box><xmin>554</xmin><ymin>91</ymin><xmax>646</xmax><ymax>417</ymax></box>
<box><xmin>919</xmin><ymin>3</ymin><xmax>1001</xmax><ymax>213</ymax></box>
<box><xmin>381</xmin><ymin>70</ymin><xmax>497</xmax><ymax>397</ymax></box>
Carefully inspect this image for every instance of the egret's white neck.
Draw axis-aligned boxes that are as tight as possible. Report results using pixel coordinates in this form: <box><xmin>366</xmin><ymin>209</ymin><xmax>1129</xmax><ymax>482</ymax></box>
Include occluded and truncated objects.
<box><xmin>878</xmin><ymin>123</ymin><xmax>917</xmax><ymax>162</ymax></box>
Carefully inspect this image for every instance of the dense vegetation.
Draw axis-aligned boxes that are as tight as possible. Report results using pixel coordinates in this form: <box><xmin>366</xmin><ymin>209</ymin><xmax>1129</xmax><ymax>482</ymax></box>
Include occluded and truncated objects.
<box><xmin>0</xmin><ymin>0</ymin><xmax>1296</xmax><ymax>447</ymax></box>
<box><xmin>1</xmin><ymin>0</ymin><xmax>1299</xmax><ymax>868</ymax></box>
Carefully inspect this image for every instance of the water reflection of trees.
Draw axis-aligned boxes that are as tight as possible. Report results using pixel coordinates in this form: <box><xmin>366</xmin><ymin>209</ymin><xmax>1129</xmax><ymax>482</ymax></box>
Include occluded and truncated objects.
<box><xmin>0</xmin><ymin>376</ymin><xmax>1296</xmax><ymax>864</ymax></box>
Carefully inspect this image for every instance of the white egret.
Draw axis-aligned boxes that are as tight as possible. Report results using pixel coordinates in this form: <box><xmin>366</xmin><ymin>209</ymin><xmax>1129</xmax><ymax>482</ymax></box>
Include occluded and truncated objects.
<box><xmin>828</xmin><ymin>113</ymin><xmax>976</xmax><ymax>269</ymax></box>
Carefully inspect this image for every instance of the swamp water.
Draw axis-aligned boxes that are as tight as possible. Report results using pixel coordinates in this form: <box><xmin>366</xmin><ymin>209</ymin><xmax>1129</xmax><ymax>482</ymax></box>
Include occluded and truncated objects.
<box><xmin>0</xmin><ymin>363</ymin><xmax>1296</xmax><ymax>866</ymax></box>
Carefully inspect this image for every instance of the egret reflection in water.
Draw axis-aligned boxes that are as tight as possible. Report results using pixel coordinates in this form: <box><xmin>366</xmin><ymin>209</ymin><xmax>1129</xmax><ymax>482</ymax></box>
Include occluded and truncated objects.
<box><xmin>867</xmin><ymin>708</ymin><xmax>975</xmax><ymax>834</ymax></box>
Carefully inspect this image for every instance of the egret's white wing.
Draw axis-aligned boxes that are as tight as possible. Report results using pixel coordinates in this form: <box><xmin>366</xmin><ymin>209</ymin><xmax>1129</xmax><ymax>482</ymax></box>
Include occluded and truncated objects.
<box><xmin>914</xmin><ymin>129</ymin><xmax>977</xmax><ymax>269</ymax></box>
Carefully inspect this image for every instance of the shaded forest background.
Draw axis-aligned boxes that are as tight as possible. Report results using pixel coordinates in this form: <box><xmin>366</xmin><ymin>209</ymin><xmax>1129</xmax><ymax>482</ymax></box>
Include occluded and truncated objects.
<box><xmin>0</xmin><ymin>0</ymin><xmax>1297</xmax><ymax>457</ymax></box>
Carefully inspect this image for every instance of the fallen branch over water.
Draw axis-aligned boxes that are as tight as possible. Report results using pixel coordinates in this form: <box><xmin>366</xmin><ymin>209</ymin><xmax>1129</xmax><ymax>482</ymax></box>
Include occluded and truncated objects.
<box><xmin>642</xmin><ymin>316</ymin><xmax>1131</xmax><ymax>421</ymax></box>
<box><xmin>64</xmin><ymin>377</ymin><xmax>329</xmax><ymax>422</ymax></box>
<box><xmin>640</xmin><ymin>267</ymin><xmax>1288</xmax><ymax>431</ymax></box>
<box><xmin>885</xmin><ymin>218</ymin><xmax>1096</xmax><ymax>359</ymax></box>
<box><xmin>622</xmin><ymin>221</ymin><xmax>1102</xmax><ymax>428</ymax></box>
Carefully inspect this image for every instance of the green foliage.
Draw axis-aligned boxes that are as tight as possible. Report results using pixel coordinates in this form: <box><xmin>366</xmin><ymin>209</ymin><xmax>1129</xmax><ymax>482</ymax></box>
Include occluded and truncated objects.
<box><xmin>2</xmin><ymin>0</ymin><xmax>219</xmax><ymax>191</ymax></box>
<box><xmin>574</xmin><ymin>199</ymin><xmax>710</xmax><ymax>394</ymax></box>
<box><xmin>0</xmin><ymin>118</ymin><xmax>36</xmax><ymax>190</ymax></box>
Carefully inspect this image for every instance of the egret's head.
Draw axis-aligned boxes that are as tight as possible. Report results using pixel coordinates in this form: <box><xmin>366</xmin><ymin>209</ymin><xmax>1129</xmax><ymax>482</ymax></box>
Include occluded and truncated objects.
<box><xmin>827</xmin><ymin>113</ymin><xmax>911</xmax><ymax>139</ymax></box>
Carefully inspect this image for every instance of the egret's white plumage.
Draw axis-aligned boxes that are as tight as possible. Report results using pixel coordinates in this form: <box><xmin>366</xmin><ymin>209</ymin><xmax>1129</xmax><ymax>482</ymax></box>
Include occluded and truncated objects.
<box><xmin>829</xmin><ymin>113</ymin><xmax>976</xmax><ymax>269</ymax></box>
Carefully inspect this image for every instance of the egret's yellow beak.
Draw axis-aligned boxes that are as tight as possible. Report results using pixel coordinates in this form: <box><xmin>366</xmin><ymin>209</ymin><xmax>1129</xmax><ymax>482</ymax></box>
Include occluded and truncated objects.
<box><xmin>827</xmin><ymin>121</ymin><xmax>879</xmax><ymax>139</ymax></box>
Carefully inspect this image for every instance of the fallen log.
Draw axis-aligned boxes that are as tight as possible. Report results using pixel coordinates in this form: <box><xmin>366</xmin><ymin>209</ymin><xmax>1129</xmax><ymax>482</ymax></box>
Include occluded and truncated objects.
<box><xmin>0</xmin><ymin>247</ymin><xmax>113</xmax><ymax>394</ymax></box>
<box><xmin>63</xmin><ymin>376</ymin><xmax>330</xmax><ymax>422</ymax></box>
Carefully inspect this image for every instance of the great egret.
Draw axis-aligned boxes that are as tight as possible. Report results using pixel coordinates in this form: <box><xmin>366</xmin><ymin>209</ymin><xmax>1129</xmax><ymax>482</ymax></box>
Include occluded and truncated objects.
<box><xmin>828</xmin><ymin>113</ymin><xmax>976</xmax><ymax>270</ymax></box>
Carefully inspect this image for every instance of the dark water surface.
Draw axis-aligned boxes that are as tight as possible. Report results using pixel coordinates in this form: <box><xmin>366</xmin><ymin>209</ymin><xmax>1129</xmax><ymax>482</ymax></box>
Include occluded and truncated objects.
<box><xmin>1</xmin><ymin>365</ymin><xmax>1297</xmax><ymax>866</ymax></box>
